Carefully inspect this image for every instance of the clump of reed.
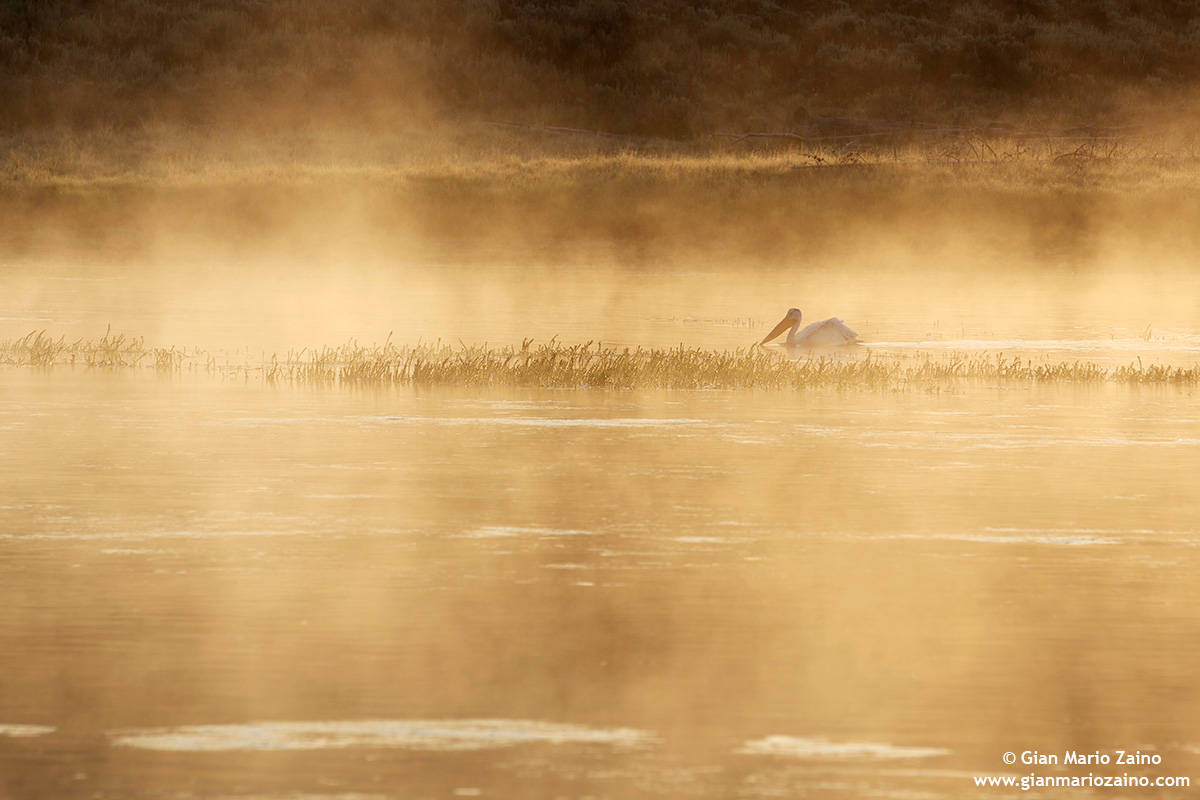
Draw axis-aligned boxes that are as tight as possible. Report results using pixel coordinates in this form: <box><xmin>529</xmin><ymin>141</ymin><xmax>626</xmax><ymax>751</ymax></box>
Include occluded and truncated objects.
<box><xmin>0</xmin><ymin>327</ymin><xmax>152</xmax><ymax>367</ymax></box>
<box><xmin>1112</xmin><ymin>357</ymin><xmax>1200</xmax><ymax>384</ymax></box>
<box><xmin>4</xmin><ymin>331</ymin><xmax>1199</xmax><ymax>389</ymax></box>
<box><xmin>264</xmin><ymin>338</ymin><xmax>1200</xmax><ymax>390</ymax></box>
<box><xmin>0</xmin><ymin>330</ymin><xmax>68</xmax><ymax>366</ymax></box>
<box><xmin>265</xmin><ymin>337</ymin><xmax>905</xmax><ymax>389</ymax></box>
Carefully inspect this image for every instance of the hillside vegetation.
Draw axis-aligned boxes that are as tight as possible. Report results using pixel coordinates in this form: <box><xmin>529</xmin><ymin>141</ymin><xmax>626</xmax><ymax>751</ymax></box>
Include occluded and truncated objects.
<box><xmin>5</xmin><ymin>0</ymin><xmax>1200</xmax><ymax>263</ymax></box>
<box><xmin>3</xmin><ymin>0</ymin><xmax>1200</xmax><ymax>136</ymax></box>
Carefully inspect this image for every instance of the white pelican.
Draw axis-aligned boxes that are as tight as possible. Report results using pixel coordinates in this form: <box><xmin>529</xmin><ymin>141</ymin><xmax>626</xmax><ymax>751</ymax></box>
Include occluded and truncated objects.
<box><xmin>760</xmin><ymin>307</ymin><xmax>860</xmax><ymax>349</ymax></box>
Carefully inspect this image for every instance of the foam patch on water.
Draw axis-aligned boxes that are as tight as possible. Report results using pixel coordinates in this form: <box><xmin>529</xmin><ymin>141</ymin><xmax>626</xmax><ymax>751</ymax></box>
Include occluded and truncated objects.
<box><xmin>108</xmin><ymin>719</ymin><xmax>656</xmax><ymax>752</ymax></box>
<box><xmin>967</xmin><ymin>534</ymin><xmax>1116</xmax><ymax>546</ymax></box>
<box><xmin>982</xmin><ymin>526</ymin><xmax>1198</xmax><ymax>543</ymax></box>
<box><xmin>304</xmin><ymin>494</ymin><xmax>378</xmax><ymax>500</ymax></box>
<box><xmin>738</xmin><ymin>736</ymin><xmax>949</xmax><ymax>759</ymax></box>
<box><xmin>0</xmin><ymin>528</ymin><xmax>303</xmax><ymax>542</ymax></box>
<box><xmin>873</xmin><ymin>531</ymin><xmax>1119</xmax><ymax>546</ymax></box>
<box><xmin>0</xmin><ymin>724</ymin><xmax>56</xmax><ymax>738</ymax></box>
<box><xmin>0</xmin><ymin>314</ymin><xmax>69</xmax><ymax>323</ymax></box>
<box><xmin>390</xmin><ymin>416</ymin><xmax>714</xmax><ymax>429</ymax></box>
<box><xmin>962</xmin><ymin>531</ymin><xmax>1118</xmax><ymax>546</ymax></box>
<box><xmin>462</xmin><ymin>526</ymin><xmax>593</xmax><ymax>539</ymax></box>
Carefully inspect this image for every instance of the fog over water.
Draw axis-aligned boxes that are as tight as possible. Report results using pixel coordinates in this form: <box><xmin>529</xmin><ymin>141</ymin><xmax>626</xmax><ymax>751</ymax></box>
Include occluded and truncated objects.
<box><xmin>3</xmin><ymin>241</ymin><xmax>1200</xmax><ymax>798</ymax></box>
<box><xmin>7</xmin><ymin>243</ymin><xmax>1200</xmax><ymax>361</ymax></box>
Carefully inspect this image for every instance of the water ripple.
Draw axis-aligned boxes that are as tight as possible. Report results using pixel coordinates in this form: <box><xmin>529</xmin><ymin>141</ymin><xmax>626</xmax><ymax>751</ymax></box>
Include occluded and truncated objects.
<box><xmin>108</xmin><ymin>719</ymin><xmax>657</xmax><ymax>752</ymax></box>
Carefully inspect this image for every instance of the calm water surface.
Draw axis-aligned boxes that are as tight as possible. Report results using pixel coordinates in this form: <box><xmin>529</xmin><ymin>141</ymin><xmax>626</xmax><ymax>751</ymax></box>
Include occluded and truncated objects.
<box><xmin>3</xmin><ymin>257</ymin><xmax>1200</xmax><ymax>798</ymax></box>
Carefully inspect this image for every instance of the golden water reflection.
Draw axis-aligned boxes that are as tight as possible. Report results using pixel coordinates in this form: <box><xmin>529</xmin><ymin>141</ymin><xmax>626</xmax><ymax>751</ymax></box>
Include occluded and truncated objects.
<box><xmin>3</xmin><ymin>368</ymin><xmax>1200</xmax><ymax>798</ymax></box>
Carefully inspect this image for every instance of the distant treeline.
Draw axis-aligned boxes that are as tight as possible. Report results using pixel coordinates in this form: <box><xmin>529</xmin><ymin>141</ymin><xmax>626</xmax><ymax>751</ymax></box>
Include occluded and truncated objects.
<box><xmin>2</xmin><ymin>0</ymin><xmax>1199</xmax><ymax>135</ymax></box>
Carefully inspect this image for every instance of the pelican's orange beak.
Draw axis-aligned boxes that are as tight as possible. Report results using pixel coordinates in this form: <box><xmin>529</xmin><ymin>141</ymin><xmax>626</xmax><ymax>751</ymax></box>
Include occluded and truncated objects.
<box><xmin>760</xmin><ymin>314</ymin><xmax>793</xmax><ymax>345</ymax></box>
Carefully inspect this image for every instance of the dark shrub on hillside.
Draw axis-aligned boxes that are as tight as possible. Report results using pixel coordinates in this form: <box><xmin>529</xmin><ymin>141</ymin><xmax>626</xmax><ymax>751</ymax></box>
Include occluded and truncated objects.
<box><xmin>1</xmin><ymin>0</ymin><xmax>1198</xmax><ymax>134</ymax></box>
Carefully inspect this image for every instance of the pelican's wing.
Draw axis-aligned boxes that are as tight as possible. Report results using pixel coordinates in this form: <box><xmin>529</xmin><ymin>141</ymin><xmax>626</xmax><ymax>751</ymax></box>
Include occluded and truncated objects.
<box><xmin>795</xmin><ymin>318</ymin><xmax>860</xmax><ymax>347</ymax></box>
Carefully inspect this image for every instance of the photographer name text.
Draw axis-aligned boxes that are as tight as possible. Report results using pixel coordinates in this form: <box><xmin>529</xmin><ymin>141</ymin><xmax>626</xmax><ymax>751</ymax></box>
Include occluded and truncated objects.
<box><xmin>1020</xmin><ymin>750</ymin><xmax>1161</xmax><ymax>765</ymax></box>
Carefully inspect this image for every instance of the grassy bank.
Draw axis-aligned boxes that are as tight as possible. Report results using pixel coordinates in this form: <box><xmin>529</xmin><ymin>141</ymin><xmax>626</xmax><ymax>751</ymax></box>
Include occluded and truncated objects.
<box><xmin>4</xmin><ymin>330</ymin><xmax>1198</xmax><ymax>390</ymax></box>
<box><xmin>4</xmin><ymin>123</ymin><xmax>1200</xmax><ymax>263</ymax></box>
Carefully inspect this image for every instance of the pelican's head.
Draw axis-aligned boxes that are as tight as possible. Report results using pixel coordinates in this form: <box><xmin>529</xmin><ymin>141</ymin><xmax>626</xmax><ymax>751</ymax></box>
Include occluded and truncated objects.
<box><xmin>760</xmin><ymin>308</ymin><xmax>802</xmax><ymax>345</ymax></box>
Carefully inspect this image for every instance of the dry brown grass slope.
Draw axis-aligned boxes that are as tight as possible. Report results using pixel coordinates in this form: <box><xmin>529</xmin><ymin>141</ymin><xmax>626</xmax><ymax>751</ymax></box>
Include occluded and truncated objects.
<box><xmin>4</xmin><ymin>0</ymin><xmax>1200</xmax><ymax>135</ymax></box>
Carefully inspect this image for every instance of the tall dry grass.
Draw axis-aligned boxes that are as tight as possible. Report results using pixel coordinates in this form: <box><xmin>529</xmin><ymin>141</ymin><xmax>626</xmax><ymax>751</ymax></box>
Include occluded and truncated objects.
<box><xmin>4</xmin><ymin>331</ymin><xmax>1198</xmax><ymax>390</ymax></box>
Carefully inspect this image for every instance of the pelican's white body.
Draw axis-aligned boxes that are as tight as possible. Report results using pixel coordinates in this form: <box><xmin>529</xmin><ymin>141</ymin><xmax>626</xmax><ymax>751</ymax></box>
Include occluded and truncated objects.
<box><xmin>761</xmin><ymin>308</ymin><xmax>859</xmax><ymax>349</ymax></box>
